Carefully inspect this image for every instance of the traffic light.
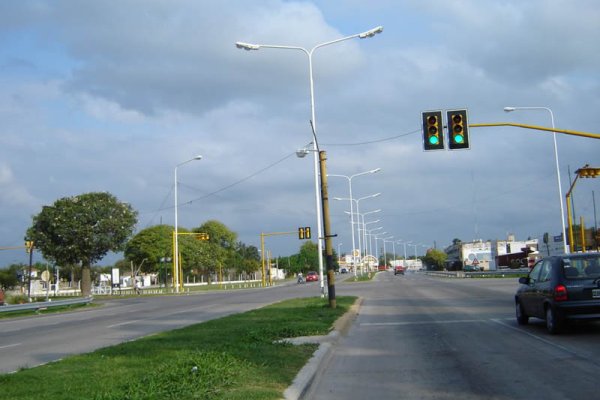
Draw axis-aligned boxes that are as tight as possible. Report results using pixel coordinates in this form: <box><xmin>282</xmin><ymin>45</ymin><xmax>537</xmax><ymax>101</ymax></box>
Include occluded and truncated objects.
<box><xmin>195</xmin><ymin>233</ymin><xmax>209</xmax><ymax>240</ymax></box>
<box><xmin>422</xmin><ymin>111</ymin><xmax>444</xmax><ymax>151</ymax></box>
<box><xmin>577</xmin><ymin>167</ymin><xmax>600</xmax><ymax>178</ymax></box>
<box><xmin>447</xmin><ymin>109</ymin><xmax>470</xmax><ymax>150</ymax></box>
<box><xmin>298</xmin><ymin>227</ymin><xmax>311</xmax><ymax>240</ymax></box>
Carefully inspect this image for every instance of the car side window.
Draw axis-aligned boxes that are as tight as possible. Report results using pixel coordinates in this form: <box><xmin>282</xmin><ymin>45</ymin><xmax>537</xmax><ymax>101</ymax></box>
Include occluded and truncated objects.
<box><xmin>529</xmin><ymin>261</ymin><xmax>543</xmax><ymax>284</ymax></box>
<box><xmin>539</xmin><ymin>260</ymin><xmax>552</xmax><ymax>282</ymax></box>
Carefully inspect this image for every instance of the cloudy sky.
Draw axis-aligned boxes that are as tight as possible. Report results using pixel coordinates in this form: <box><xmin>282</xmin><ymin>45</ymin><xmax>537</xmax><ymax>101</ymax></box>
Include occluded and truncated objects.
<box><xmin>1</xmin><ymin>0</ymin><xmax>599</xmax><ymax>266</ymax></box>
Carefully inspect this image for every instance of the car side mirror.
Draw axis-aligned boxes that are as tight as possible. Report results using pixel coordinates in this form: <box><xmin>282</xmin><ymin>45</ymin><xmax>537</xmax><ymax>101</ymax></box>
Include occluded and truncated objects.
<box><xmin>518</xmin><ymin>276</ymin><xmax>529</xmax><ymax>285</ymax></box>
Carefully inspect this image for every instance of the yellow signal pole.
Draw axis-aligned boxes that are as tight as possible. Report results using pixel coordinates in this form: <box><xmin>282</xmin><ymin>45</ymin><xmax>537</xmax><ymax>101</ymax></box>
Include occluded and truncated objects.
<box><xmin>260</xmin><ymin>231</ymin><xmax>297</xmax><ymax>287</ymax></box>
<box><xmin>469</xmin><ymin>122</ymin><xmax>600</xmax><ymax>140</ymax></box>
<box><xmin>566</xmin><ymin>165</ymin><xmax>600</xmax><ymax>252</ymax></box>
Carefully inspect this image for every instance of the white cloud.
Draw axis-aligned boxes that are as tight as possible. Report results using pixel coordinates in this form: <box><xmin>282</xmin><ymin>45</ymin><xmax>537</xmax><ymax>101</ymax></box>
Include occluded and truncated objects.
<box><xmin>0</xmin><ymin>0</ymin><xmax>599</xmax><ymax>266</ymax></box>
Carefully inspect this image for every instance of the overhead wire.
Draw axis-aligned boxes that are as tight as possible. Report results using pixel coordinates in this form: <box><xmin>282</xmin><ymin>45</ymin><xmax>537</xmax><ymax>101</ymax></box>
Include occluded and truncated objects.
<box><xmin>141</xmin><ymin>128</ymin><xmax>420</xmax><ymax>227</ymax></box>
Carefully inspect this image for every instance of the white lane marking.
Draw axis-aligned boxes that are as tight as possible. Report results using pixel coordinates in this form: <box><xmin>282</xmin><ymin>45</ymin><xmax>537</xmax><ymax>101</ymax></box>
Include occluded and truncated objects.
<box><xmin>490</xmin><ymin>318</ymin><xmax>575</xmax><ymax>353</ymax></box>
<box><xmin>361</xmin><ymin>318</ymin><xmax>512</xmax><ymax>327</ymax></box>
<box><xmin>0</xmin><ymin>343</ymin><xmax>22</xmax><ymax>350</ymax></box>
<box><xmin>107</xmin><ymin>319</ymin><xmax>142</xmax><ymax>328</ymax></box>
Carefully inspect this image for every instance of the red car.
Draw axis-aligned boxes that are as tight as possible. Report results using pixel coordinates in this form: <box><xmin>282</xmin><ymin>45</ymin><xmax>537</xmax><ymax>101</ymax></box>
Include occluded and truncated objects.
<box><xmin>306</xmin><ymin>271</ymin><xmax>319</xmax><ymax>282</ymax></box>
<box><xmin>394</xmin><ymin>266</ymin><xmax>404</xmax><ymax>275</ymax></box>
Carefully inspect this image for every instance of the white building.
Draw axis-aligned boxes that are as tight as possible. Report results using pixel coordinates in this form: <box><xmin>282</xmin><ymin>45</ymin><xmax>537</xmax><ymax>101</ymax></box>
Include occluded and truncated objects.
<box><xmin>446</xmin><ymin>235</ymin><xmax>539</xmax><ymax>271</ymax></box>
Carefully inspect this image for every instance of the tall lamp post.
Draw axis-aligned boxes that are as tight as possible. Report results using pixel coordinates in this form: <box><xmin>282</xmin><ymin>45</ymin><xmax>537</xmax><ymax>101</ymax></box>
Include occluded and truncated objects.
<box><xmin>504</xmin><ymin>106</ymin><xmax>567</xmax><ymax>253</ymax></box>
<box><xmin>372</xmin><ymin>232</ymin><xmax>388</xmax><ymax>267</ymax></box>
<box><xmin>329</xmin><ymin>168</ymin><xmax>381</xmax><ymax>274</ymax></box>
<box><xmin>359</xmin><ymin>208</ymin><xmax>382</xmax><ymax>269</ymax></box>
<box><xmin>398</xmin><ymin>240</ymin><xmax>410</xmax><ymax>263</ymax></box>
<box><xmin>381</xmin><ymin>236</ymin><xmax>394</xmax><ymax>267</ymax></box>
<box><xmin>174</xmin><ymin>155</ymin><xmax>202</xmax><ymax>293</ymax></box>
<box><xmin>236</xmin><ymin>26</ymin><xmax>383</xmax><ymax>300</ymax></box>
<box><xmin>337</xmin><ymin>194</ymin><xmax>380</xmax><ymax>272</ymax></box>
<box><xmin>366</xmin><ymin>226</ymin><xmax>383</xmax><ymax>265</ymax></box>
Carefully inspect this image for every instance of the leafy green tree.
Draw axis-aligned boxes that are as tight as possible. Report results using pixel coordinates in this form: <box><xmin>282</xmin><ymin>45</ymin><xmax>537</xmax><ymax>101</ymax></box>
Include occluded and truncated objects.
<box><xmin>298</xmin><ymin>241</ymin><xmax>319</xmax><ymax>272</ymax></box>
<box><xmin>192</xmin><ymin>220</ymin><xmax>238</xmax><ymax>279</ymax></box>
<box><xmin>195</xmin><ymin>220</ymin><xmax>237</xmax><ymax>249</ymax></box>
<box><xmin>0</xmin><ymin>264</ymin><xmax>21</xmax><ymax>289</ymax></box>
<box><xmin>422</xmin><ymin>248</ymin><xmax>447</xmax><ymax>271</ymax></box>
<box><xmin>231</xmin><ymin>242</ymin><xmax>260</xmax><ymax>276</ymax></box>
<box><xmin>125</xmin><ymin>225</ymin><xmax>173</xmax><ymax>273</ymax></box>
<box><xmin>27</xmin><ymin>192</ymin><xmax>137</xmax><ymax>296</ymax></box>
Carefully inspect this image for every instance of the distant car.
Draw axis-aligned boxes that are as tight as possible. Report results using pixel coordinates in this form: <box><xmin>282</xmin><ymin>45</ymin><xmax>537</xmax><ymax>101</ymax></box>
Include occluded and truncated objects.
<box><xmin>515</xmin><ymin>253</ymin><xmax>600</xmax><ymax>334</ymax></box>
<box><xmin>463</xmin><ymin>264</ymin><xmax>481</xmax><ymax>272</ymax></box>
<box><xmin>340</xmin><ymin>267</ymin><xmax>348</xmax><ymax>274</ymax></box>
<box><xmin>306</xmin><ymin>271</ymin><xmax>319</xmax><ymax>282</ymax></box>
<box><xmin>394</xmin><ymin>266</ymin><xmax>404</xmax><ymax>275</ymax></box>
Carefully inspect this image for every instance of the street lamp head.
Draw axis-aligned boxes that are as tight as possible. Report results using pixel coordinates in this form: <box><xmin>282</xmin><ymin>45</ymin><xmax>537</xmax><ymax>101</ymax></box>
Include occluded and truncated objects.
<box><xmin>235</xmin><ymin>41</ymin><xmax>260</xmax><ymax>50</ymax></box>
<box><xmin>372</xmin><ymin>192</ymin><xmax>381</xmax><ymax>198</ymax></box>
<box><xmin>503</xmin><ymin>107</ymin><xmax>516</xmax><ymax>112</ymax></box>
<box><xmin>296</xmin><ymin>148</ymin><xmax>310</xmax><ymax>158</ymax></box>
<box><xmin>193</xmin><ymin>155</ymin><xmax>203</xmax><ymax>160</ymax></box>
<box><xmin>370</xmin><ymin>168</ymin><xmax>382</xmax><ymax>174</ymax></box>
<box><xmin>359</xmin><ymin>26</ymin><xmax>384</xmax><ymax>39</ymax></box>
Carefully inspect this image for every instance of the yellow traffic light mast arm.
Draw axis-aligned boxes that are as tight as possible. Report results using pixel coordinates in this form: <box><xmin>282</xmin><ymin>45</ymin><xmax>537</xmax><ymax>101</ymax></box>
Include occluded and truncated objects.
<box><xmin>469</xmin><ymin>122</ymin><xmax>600</xmax><ymax>140</ymax></box>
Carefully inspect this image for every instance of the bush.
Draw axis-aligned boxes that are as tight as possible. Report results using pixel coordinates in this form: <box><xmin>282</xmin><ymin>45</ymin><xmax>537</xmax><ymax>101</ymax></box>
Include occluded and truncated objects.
<box><xmin>6</xmin><ymin>293</ymin><xmax>29</xmax><ymax>305</ymax></box>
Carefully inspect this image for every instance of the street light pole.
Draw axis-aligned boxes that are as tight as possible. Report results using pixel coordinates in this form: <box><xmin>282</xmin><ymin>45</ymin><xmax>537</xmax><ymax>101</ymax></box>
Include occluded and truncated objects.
<box><xmin>366</xmin><ymin>226</ymin><xmax>383</xmax><ymax>254</ymax></box>
<box><xmin>504</xmin><ymin>106</ymin><xmax>567</xmax><ymax>253</ymax></box>
<box><xmin>174</xmin><ymin>155</ymin><xmax>202</xmax><ymax>293</ymax></box>
<box><xmin>338</xmin><ymin>195</ymin><xmax>381</xmax><ymax>273</ymax></box>
<box><xmin>236</xmin><ymin>26</ymin><xmax>383</xmax><ymax>299</ymax></box>
<box><xmin>329</xmin><ymin>168</ymin><xmax>381</xmax><ymax>276</ymax></box>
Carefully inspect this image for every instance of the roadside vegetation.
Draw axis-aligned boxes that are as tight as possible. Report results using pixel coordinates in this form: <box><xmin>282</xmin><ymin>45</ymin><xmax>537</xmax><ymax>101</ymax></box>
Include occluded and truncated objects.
<box><xmin>0</xmin><ymin>296</ymin><xmax>356</xmax><ymax>400</ymax></box>
<box><xmin>347</xmin><ymin>272</ymin><xmax>376</xmax><ymax>282</ymax></box>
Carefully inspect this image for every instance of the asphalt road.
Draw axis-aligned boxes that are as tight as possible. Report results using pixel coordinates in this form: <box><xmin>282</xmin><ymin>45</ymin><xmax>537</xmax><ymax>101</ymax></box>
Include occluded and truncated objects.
<box><xmin>3</xmin><ymin>272</ymin><xmax>600</xmax><ymax>400</ymax></box>
<box><xmin>307</xmin><ymin>271</ymin><xmax>600</xmax><ymax>400</ymax></box>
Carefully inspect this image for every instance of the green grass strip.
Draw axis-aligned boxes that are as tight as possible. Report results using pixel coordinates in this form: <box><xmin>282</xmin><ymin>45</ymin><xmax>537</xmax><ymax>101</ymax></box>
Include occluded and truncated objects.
<box><xmin>1</xmin><ymin>296</ymin><xmax>356</xmax><ymax>400</ymax></box>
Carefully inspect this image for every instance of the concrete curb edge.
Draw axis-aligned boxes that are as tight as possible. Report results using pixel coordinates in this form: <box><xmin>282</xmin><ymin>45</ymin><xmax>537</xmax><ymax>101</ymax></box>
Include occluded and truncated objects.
<box><xmin>283</xmin><ymin>297</ymin><xmax>364</xmax><ymax>400</ymax></box>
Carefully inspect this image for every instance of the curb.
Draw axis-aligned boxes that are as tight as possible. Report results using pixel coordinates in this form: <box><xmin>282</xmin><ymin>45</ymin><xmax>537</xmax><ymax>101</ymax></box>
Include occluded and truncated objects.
<box><xmin>283</xmin><ymin>297</ymin><xmax>363</xmax><ymax>400</ymax></box>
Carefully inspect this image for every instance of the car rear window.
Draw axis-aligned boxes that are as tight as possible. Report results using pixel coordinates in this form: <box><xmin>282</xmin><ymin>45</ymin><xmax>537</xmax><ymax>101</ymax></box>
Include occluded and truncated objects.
<box><xmin>561</xmin><ymin>255</ymin><xmax>600</xmax><ymax>279</ymax></box>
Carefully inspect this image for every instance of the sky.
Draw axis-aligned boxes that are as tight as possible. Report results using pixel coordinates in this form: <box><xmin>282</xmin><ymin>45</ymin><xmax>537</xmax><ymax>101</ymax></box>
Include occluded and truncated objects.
<box><xmin>1</xmin><ymin>0</ymin><xmax>599</xmax><ymax>267</ymax></box>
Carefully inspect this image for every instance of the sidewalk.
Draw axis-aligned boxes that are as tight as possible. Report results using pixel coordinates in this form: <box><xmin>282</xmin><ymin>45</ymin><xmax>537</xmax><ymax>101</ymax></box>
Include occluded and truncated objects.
<box><xmin>283</xmin><ymin>297</ymin><xmax>363</xmax><ymax>400</ymax></box>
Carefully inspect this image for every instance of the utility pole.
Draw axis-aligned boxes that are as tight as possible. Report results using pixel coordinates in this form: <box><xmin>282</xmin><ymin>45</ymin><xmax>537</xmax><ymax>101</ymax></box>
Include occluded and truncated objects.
<box><xmin>319</xmin><ymin>151</ymin><xmax>336</xmax><ymax>308</ymax></box>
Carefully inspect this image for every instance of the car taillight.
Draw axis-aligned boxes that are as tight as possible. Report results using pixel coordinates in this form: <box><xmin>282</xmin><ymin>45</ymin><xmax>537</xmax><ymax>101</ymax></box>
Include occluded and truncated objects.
<box><xmin>554</xmin><ymin>284</ymin><xmax>568</xmax><ymax>302</ymax></box>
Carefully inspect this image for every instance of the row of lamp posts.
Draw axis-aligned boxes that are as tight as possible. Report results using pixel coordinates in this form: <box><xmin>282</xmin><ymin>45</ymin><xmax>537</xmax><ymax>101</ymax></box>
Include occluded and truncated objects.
<box><xmin>173</xmin><ymin>32</ymin><xmax>572</xmax><ymax>298</ymax></box>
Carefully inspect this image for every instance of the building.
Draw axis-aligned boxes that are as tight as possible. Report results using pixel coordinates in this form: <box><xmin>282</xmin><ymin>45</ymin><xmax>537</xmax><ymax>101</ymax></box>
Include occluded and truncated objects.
<box><xmin>445</xmin><ymin>235</ymin><xmax>539</xmax><ymax>271</ymax></box>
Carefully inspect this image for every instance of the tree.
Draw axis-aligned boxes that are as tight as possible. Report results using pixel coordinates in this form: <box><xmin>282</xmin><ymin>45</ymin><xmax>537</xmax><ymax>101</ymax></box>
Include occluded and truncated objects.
<box><xmin>124</xmin><ymin>225</ymin><xmax>173</xmax><ymax>273</ymax></box>
<box><xmin>298</xmin><ymin>241</ymin><xmax>319</xmax><ymax>272</ymax></box>
<box><xmin>0</xmin><ymin>264</ymin><xmax>21</xmax><ymax>290</ymax></box>
<box><xmin>422</xmin><ymin>248</ymin><xmax>448</xmax><ymax>271</ymax></box>
<box><xmin>193</xmin><ymin>220</ymin><xmax>238</xmax><ymax>279</ymax></box>
<box><xmin>232</xmin><ymin>242</ymin><xmax>260</xmax><ymax>276</ymax></box>
<box><xmin>27</xmin><ymin>192</ymin><xmax>137</xmax><ymax>296</ymax></box>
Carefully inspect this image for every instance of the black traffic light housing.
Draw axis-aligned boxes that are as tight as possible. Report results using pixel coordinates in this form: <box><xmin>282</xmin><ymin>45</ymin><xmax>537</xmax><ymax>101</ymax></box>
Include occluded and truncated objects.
<box><xmin>298</xmin><ymin>227</ymin><xmax>311</xmax><ymax>240</ymax></box>
<box><xmin>422</xmin><ymin>111</ymin><xmax>444</xmax><ymax>151</ymax></box>
<box><xmin>447</xmin><ymin>109</ymin><xmax>470</xmax><ymax>150</ymax></box>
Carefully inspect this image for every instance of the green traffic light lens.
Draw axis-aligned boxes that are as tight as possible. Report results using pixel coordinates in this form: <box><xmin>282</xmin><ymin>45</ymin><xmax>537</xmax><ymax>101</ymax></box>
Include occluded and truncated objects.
<box><xmin>429</xmin><ymin>136</ymin><xmax>439</xmax><ymax>145</ymax></box>
<box><xmin>453</xmin><ymin>134</ymin><xmax>464</xmax><ymax>144</ymax></box>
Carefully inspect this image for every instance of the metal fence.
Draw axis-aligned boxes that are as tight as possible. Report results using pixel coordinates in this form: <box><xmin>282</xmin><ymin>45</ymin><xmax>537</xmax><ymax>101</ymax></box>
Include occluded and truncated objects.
<box><xmin>424</xmin><ymin>269</ymin><xmax>528</xmax><ymax>279</ymax></box>
<box><xmin>0</xmin><ymin>296</ymin><xmax>93</xmax><ymax>313</ymax></box>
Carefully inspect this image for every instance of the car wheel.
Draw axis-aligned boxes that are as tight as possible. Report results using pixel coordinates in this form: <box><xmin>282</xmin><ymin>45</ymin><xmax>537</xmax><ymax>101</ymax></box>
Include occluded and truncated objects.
<box><xmin>545</xmin><ymin>306</ymin><xmax>562</xmax><ymax>334</ymax></box>
<box><xmin>516</xmin><ymin>301</ymin><xmax>529</xmax><ymax>325</ymax></box>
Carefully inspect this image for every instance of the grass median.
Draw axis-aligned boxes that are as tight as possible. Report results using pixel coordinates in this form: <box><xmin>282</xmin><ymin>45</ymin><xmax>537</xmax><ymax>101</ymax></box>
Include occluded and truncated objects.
<box><xmin>1</xmin><ymin>296</ymin><xmax>356</xmax><ymax>400</ymax></box>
